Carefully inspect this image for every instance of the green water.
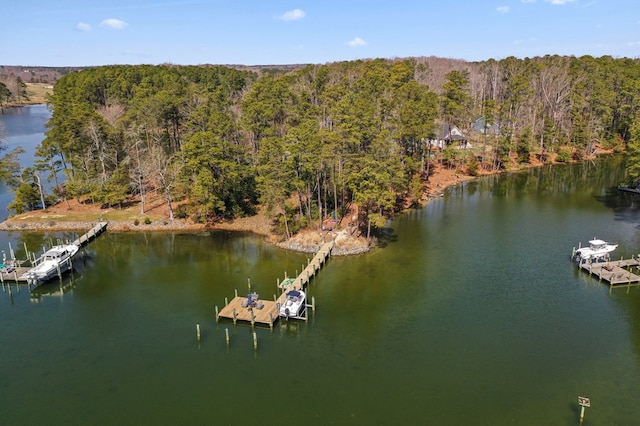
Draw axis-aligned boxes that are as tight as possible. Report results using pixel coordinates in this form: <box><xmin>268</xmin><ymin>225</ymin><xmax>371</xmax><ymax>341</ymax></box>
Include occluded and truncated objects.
<box><xmin>2</xmin><ymin>157</ymin><xmax>640</xmax><ymax>425</ymax></box>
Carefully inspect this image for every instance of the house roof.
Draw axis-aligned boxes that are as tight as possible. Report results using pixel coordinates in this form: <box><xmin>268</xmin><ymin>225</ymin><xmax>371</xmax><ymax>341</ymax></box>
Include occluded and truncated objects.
<box><xmin>472</xmin><ymin>117</ymin><xmax>500</xmax><ymax>135</ymax></box>
<box><xmin>435</xmin><ymin>123</ymin><xmax>465</xmax><ymax>141</ymax></box>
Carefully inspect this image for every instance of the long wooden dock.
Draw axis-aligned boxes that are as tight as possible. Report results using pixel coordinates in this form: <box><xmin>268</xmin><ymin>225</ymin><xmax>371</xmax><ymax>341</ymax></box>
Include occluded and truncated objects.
<box><xmin>0</xmin><ymin>222</ymin><xmax>108</xmax><ymax>285</ymax></box>
<box><xmin>216</xmin><ymin>241</ymin><xmax>334</xmax><ymax>327</ymax></box>
<box><xmin>579</xmin><ymin>258</ymin><xmax>640</xmax><ymax>286</ymax></box>
<box><xmin>72</xmin><ymin>222</ymin><xmax>108</xmax><ymax>247</ymax></box>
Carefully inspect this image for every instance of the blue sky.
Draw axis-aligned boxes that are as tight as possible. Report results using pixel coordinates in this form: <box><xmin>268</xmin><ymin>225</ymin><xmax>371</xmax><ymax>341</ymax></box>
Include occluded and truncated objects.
<box><xmin>1</xmin><ymin>0</ymin><xmax>639</xmax><ymax>66</ymax></box>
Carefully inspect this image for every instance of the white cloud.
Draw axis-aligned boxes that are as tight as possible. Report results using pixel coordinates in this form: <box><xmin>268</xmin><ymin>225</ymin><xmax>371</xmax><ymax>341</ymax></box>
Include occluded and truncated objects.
<box><xmin>76</xmin><ymin>22</ymin><xmax>92</xmax><ymax>31</ymax></box>
<box><xmin>346</xmin><ymin>37</ymin><xmax>367</xmax><ymax>47</ymax></box>
<box><xmin>100</xmin><ymin>18</ymin><xmax>128</xmax><ymax>30</ymax></box>
<box><xmin>545</xmin><ymin>0</ymin><xmax>576</xmax><ymax>4</ymax></box>
<box><xmin>278</xmin><ymin>9</ymin><xmax>306</xmax><ymax>21</ymax></box>
<box><xmin>497</xmin><ymin>6</ymin><xmax>510</xmax><ymax>13</ymax></box>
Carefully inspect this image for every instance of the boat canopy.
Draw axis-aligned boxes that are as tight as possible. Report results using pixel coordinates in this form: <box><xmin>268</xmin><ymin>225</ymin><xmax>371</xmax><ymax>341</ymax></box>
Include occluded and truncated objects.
<box><xmin>287</xmin><ymin>291</ymin><xmax>301</xmax><ymax>297</ymax></box>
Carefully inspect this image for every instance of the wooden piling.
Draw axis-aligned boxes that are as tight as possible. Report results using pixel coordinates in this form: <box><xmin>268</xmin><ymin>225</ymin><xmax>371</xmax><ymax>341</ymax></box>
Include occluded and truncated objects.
<box><xmin>215</xmin><ymin>306</ymin><xmax>219</xmax><ymax>321</ymax></box>
<box><xmin>196</xmin><ymin>323</ymin><xmax>201</xmax><ymax>341</ymax></box>
<box><xmin>225</xmin><ymin>328</ymin><xmax>230</xmax><ymax>345</ymax></box>
<box><xmin>252</xmin><ymin>331</ymin><xmax>257</xmax><ymax>350</ymax></box>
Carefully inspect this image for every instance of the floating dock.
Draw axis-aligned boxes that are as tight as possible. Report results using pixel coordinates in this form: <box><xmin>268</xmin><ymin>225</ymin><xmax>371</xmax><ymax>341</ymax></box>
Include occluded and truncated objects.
<box><xmin>579</xmin><ymin>258</ymin><xmax>640</xmax><ymax>286</ymax></box>
<box><xmin>216</xmin><ymin>241</ymin><xmax>334</xmax><ymax>327</ymax></box>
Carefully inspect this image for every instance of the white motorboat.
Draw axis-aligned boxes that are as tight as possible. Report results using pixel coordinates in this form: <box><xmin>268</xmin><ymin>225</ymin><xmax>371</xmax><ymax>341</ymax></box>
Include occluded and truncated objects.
<box><xmin>574</xmin><ymin>239</ymin><xmax>617</xmax><ymax>262</ymax></box>
<box><xmin>279</xmin><ymin>290</ymin><xmax>306</xmax><ymax>318</ymax></box>
<box><xmin>26</xmin><ymin>244</ymin><xmax>79</xmax><ymax>286</ymax></box>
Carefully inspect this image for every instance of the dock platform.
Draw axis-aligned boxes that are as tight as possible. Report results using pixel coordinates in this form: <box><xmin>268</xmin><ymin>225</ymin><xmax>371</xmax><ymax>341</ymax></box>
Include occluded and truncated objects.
<box><xmin>217</xmin><ymin>296</ymin><xmax>280</xmax><ymax>328</ymax></box>
<box><xmin>216</xmin><ymin>241</ymin><xmax>334</xmax><ymax>327</ymax></box>
<box><xmin>579</xmin><ymin>258</ymin><xmax>640</xmax><ymax>286</ymax></box>
<box><xmin>0</xmin><ymin>266</ymin><xmax>30</xmax><ymax>283</ymax></box>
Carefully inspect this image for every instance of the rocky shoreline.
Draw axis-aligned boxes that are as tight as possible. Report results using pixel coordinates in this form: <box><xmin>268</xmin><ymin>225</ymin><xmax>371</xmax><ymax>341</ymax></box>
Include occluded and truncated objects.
<box><xmin>0</xmin><ymin>217</ymin><xmax>373</xmax><ymax>256</ymax></box>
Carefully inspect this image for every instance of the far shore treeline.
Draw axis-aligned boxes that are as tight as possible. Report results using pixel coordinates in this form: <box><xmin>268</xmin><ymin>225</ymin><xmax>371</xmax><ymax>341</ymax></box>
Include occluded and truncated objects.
<box><xmin>2</xmin><ymin>55</ymin><xmax>640</xmax><ymax>239</ymax></box>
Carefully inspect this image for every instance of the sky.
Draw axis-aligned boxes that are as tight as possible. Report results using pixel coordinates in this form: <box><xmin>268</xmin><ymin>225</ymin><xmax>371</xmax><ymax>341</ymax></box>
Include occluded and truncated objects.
<box><xmin>1</xmin><ymin>0</ymin><xmax>639</xmax><ymax>67</ymax></box>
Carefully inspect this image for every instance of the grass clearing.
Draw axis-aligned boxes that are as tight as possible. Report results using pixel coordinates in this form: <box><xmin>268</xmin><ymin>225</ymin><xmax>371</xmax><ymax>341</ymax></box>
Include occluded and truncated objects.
<box><xmin>25</xmin><ymin>83</ymin><xmax>53</xmax><ymax>104</ymax></box>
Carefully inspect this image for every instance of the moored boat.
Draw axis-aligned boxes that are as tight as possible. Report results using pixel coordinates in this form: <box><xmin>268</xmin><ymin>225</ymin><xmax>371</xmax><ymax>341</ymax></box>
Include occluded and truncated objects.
<box><xmin>573</xmin><ymin>238</ymin><xmax>617</xmax><ymax>262</ymax></box>
<box><xmin>279</xmin><ymin>290</ymin><xmax>306</xmax><ymax>318</ymax></box>
<box><xmin>26</xmin><ymin>244</ymin><xmax>79</xmax><ymax>286</ymax></box>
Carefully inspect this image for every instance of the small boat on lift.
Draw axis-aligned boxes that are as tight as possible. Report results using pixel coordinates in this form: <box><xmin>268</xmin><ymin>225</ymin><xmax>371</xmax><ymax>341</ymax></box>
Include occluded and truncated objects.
<box><xmin>573</xmin><ymin>238</ymin><xmax>617</xmax><ymax>262</ymax></box>
<box><xmin>279</xmin><ymin>289</ymin><xmax>306</xmax><ymax>319</ymax></box>
<box><xmin>26</xmin><ymin>244</ymin><xmax>79</xmax><ymax>287</ymax></box>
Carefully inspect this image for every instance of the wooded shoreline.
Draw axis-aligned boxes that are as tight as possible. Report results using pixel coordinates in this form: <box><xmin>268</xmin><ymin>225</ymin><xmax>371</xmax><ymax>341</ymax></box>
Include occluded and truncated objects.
<box><xmin>0</xmin><ymin>152</ymin><xmax>600</xmax><ymax>256</ymax></box>
<box><xmin>1</xmin><ymin>57</ymin><xmax>634</xmax><ymax>256</ymax></box>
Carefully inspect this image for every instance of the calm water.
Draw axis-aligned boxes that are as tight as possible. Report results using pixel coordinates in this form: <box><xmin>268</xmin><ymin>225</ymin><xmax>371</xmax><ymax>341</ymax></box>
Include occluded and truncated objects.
<box><xmin>2</xmin><ymin>108</ymin><xmax>640</xmax><ymax>424</ymax></box>
<box><xmin>0</xmin><ymin>104</ymin><xmax>51</xmax><ymax>220</ymax></box>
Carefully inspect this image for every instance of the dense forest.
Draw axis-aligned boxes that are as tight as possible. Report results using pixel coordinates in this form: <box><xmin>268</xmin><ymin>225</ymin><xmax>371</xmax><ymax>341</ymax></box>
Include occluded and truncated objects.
<box><xmin>5</xmin><ymin>55</ymin><xmax>640</xmax><ymax>239</ymax></box>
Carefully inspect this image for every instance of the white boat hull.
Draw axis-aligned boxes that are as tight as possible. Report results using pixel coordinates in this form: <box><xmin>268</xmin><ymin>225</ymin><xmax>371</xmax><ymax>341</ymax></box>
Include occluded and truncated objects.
<box><xmin>574</xmin><ymin>239</ymin><xmax>617</xmax><ymax>262</ymax></box>
<box><xmin>27</xmin><ymin>244</ymin><xmax>79</xmax><ymax>286</ymax></box>
<box><xmin>279</xmin><ymin>290</ymin><xmax>306</xmax><ymax>318</ymax></box>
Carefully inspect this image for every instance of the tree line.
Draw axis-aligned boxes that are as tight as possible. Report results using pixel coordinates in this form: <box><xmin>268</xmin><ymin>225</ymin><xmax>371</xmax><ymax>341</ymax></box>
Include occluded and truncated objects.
<box><xmin>0</xmin><ymin>75</ymin><xmax>29</xmax><ymax>106</ymax></box>
<box><xmin>6</xmin><ymin>55</ymin><xmax>640</xmax><ymax>240</ymax></box>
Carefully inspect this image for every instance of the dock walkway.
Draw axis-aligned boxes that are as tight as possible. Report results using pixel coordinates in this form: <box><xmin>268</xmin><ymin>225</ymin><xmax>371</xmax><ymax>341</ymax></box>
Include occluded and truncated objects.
<box><xmin>72</xmin><ymin>222</ymin><xmax>108</xmax><ymax>247</ymax></box>
<box><xmin>216</xmin><ymin>241</ymin><xmax>334</xmax><ymax>327</ymax></box>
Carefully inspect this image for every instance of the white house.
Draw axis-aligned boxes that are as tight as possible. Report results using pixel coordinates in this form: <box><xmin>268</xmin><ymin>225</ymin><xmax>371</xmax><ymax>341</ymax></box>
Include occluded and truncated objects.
<box><xmin>429</xmin><ymin>123</ymin><xmax>472</xmax><ymax>149</ymax></box>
